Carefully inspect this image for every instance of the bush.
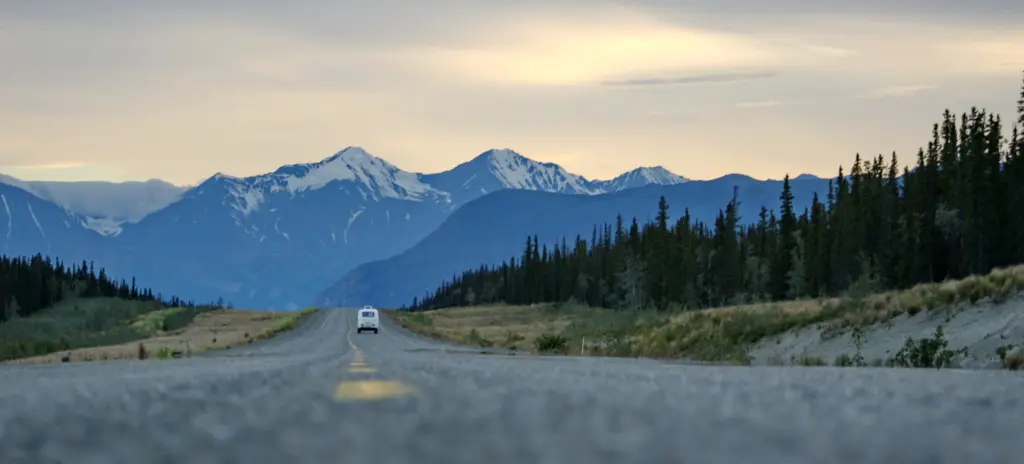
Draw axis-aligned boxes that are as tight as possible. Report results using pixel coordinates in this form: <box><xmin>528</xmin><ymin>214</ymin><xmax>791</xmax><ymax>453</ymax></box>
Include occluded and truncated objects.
<box><xmin>997</xmin><ymin>345</ymin><xmax>1023</xmax><ymax>371</ymax></box>
<box><xmin>887</xmin><ymin>325</ymin><xmax>966</xmax><ymax>369</ymax></box>
<box><xmin>154</xmin><ymin>346</ymin><xmax>175</xmax><ymax>360</ymax></box>
<box><xmin>534</xmin><ymin>333</ymin><xmax>569</xmax><ymax>353</ymax></box>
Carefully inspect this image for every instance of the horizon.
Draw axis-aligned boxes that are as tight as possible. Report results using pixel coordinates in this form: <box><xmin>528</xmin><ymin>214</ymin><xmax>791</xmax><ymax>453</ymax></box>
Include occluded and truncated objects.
<box><xmin>1</xmin><ymin>1</ymin><xmax>1021</xmax><ymax>185</ymax></box>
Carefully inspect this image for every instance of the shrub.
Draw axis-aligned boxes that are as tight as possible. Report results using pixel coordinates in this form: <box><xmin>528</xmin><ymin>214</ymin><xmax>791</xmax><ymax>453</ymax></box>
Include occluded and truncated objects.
<box><xmin>534</xmin><ymin>333</ymin><xmax>569</xmax><ymax>353</ymax></box>
<box><xmin>887</xmin><ymin>325</ymin><xmax>966</xmax><ymax>369</ymax></box>
<box><xmin>998</xmin><ymin>345</ymin><xmax>1023</xmax><ymax>371</ymax></box>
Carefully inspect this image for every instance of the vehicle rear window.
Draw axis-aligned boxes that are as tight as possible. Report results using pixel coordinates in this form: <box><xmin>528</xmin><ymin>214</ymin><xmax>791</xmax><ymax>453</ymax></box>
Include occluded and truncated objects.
<box><xmin>361</xmin><ymin>311</ymin><xmax>375</xmax><ymax>317</ymax></box>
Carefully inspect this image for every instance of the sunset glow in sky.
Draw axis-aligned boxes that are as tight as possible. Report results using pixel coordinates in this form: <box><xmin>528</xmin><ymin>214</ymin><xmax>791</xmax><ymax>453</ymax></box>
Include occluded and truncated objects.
<box><xmin>1</xmin><ymin>0</ymin><xmax>1022</xmax><ymax>184</ymax></box>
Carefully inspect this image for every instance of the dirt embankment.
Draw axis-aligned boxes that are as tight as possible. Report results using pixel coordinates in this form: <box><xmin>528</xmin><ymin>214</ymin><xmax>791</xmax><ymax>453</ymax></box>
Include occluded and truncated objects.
<box><xmin>748</xmin><ymin>295</ymin><xmax>1024</xmax><ymax>368</ymax></box>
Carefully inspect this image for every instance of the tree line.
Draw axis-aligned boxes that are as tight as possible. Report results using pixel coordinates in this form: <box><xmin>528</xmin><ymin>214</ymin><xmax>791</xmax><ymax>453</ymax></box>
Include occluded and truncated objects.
<box><xmin>1</xmin><ymin>253</ymin><xmax>212</xmax><ymax>324</ymax></box>
<box><xmin>410</xmin><ymin>71</ymin><xmax>1024</xmax><ymax>311</ymax></box>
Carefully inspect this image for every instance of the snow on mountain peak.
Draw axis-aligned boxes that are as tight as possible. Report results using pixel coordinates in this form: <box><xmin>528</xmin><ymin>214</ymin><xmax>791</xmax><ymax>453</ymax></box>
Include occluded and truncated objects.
<box><xmin>599</xmin><ymin>166</ymin><xmax>688</xmax><ymax>192</ymax></box>
<box><xmin>203</xmin><ymin>146</ymin><xmax>447</xmax><ymax>217</ymax></box>
<box><xmin>476</xmin><ymin>148</ymin><xmax>602</xmax><ymax>195</ymax></box>
<box><xmin>282</xmin><ymin>146</ymin><xmax>437</xmax><ymax>200</ymax></box>
<box><xmin>627</xmin><ymin>166</ymin><xmax>688</xmax><ymax>184</ymax></box>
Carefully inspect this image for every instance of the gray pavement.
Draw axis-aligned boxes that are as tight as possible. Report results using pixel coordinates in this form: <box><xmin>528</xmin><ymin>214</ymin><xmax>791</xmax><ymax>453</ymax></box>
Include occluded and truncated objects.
<box><xmin>1</xmin><ymin>308</ymin><xmax>1023</xmax><ymax>463</ymax></box>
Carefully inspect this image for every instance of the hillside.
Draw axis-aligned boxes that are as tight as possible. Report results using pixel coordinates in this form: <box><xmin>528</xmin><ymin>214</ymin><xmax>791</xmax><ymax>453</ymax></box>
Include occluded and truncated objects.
<box><xmin>317</xmin><ymin>175</ymin><xmax>830</xmax><ymax>308</ymax></box>
<box><xmin>0</xmin><ymin>253</ymin><xmax>218</xmax><ymax>361</ymax></box>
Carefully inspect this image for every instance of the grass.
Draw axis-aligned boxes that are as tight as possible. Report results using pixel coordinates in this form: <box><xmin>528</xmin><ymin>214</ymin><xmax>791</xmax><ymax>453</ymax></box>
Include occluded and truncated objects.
<box><xmin>625</xmin><ymin>264</ymin><xmax>1024</xmax><ymax>363</ymax></box>
<box><xmin>252</xmin><ymin>307</ymin><xmax>318</xmax><ymax>341</ymax></box>
<box><xmin>130</xmin><ymin>306</ymin><xmax>209</xmax><ymax>335</ymax></box>
<box><xmin>389</xmin><ymin>304</ymin><xmax>581</xmax><ymax>353</ymax></box>
<box><xmin>0</xmin><ymin>297</ymin><xmax>178</xmax><ymax>362</ymax></box>
<box><xmin>390</xmin><ymin>264</ymin><xmax>1024</xmax><ymax>366</ymax></box>
<box><xmin>3</xmin><ymin>306</ymin><xmax>320</xmax><ymax>364</ymax></box>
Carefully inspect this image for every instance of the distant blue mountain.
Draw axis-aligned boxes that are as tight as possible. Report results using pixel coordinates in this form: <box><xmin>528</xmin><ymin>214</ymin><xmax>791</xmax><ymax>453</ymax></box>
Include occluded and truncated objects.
<box><xmin>0</xmin><ymin>183</ymin><xmax>111</xmax><ymax>265</ymax></box>
<box><xmin>314</xmin><ymin>175</ymin><xmax>831</xmax><ymax>308</ymax></box>
<box><xmin>1</xmin><ymin>147</ymin><xmax>693</xmax><ymax>309</ymax></box>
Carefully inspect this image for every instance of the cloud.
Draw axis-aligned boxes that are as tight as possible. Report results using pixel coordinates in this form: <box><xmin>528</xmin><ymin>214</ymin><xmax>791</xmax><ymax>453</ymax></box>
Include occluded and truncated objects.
<box><xmin>0</xmin><ymin>1</ymin><xmax>1022</xmax><ymax>184</ymax></box>
<box><xmin>2</xmin><ymin>161</ymin><xmax>87</xmax><ymax>170</ymax></box>
<box><xmin>602</xmin><ymin>71</ymin><xmax>774</xmax><ymax>87</ymax></box>
<box><xmin>859</xmin><ymin>84</ymin><xmax>937</xmax><ymax>99</ymax></box>
<box><xmin>406</xmin><ymin>10</ymin><xmax>798</xmax><ymax>87</ymax></box>
<box><xmin>735</xmin><ymin>100</ymin><xmax>784</xmax><ymax>108</ymax></box>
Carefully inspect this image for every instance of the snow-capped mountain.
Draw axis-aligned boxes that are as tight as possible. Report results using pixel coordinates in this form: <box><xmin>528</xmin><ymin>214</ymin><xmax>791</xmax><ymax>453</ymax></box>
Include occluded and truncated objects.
<box><xmin>595</xmin><ymin>166</ymin><xmax>689</xmax><ymax>192</ymax></box>
<box><xmin>0</xmin><ymin>175</ymin><xmax>185</xmax><ymax>236</ymax></box>
<box><xmin>0</xmin><ymin>146</ymin><xmax>692</xmax><ymax>309</ymax></box>
<box><xmin>420</xmin><ymin>149</ymin><xmax>602</xmax><ymax>205</ymax></box>
<box><xmin>419</xmin><ymin>148</ymin><xmax>687</xmax><ymax>205</ymax></box>
<box><xmin>0</xmin><ymin>182</ymin><xmax>109</xmax><ymax>263</ymax></box>
<box><xmin>110</xmin><ymin>147</ymin><xmax>457</xmax><ymax>309</ymax></box>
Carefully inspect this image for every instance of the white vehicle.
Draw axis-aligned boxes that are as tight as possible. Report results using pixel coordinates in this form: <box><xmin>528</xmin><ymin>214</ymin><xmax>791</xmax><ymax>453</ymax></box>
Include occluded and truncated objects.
<box><xmin>356</xmin><ymin>306</ymin><xmax>379</xmax><ymax>334</ymax></box>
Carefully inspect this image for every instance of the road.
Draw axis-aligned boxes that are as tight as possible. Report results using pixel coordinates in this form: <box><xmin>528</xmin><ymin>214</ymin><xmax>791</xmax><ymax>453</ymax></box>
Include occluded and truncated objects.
<box><xmin>1</xmin><ymin>309</ymin><xmax>1022</xmax><ymax>463</ymax></box>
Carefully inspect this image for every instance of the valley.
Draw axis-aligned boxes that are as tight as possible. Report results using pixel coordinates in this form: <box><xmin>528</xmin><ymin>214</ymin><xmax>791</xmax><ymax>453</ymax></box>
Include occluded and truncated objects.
<box><xmin>4</xmin><ymin>3</ymin><xmax>1024</xmax><ymax>461</ymax></box>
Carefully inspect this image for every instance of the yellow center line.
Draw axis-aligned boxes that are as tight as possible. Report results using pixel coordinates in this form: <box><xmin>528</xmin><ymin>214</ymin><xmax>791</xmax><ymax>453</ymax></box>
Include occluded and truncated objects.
<box><xmin>332</xmin><ymin>310</ymin><xmax>419</xmax><ymax>402</ymax></box>
<box><xmin>347</xmin><ymin>366</ymin><xmax>378</xmax><ymax>373</ymax></box>
<box><xmin>333</xmin><ymin>380</ymin><xmax>419</xmax><ymax>402</ymax></box>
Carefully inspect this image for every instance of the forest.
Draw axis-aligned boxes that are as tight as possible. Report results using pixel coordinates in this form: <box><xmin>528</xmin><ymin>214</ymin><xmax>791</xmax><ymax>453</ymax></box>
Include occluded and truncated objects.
<box><xmin>410</xmin><ymin>72</ymin><xmax>1024</xmax><ymax>312</ymax></box>
<box><xmin>0</xmin><ymin>254</ymin><xmax>203</xmax><ymax>324</ymax></box>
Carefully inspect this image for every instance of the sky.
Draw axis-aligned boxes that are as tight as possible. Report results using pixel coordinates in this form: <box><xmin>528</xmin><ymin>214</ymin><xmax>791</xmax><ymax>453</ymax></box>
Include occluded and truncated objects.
<box><xmin>1</xmin><ymin>1</ymin><xmax>1022</xmax><ymax>186</ymax></box>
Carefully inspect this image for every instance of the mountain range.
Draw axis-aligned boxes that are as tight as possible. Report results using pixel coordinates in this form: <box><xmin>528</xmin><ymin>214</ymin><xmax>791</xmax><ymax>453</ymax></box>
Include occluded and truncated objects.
<box><xmin>315</xmin><ymin>175</ymin><xmax>831</xmax><ymax>308</ymax></box>
<box><xmin>2</xmin><ymin>147</ymin><xmax>748</xmax><ymax>309</ymax></box>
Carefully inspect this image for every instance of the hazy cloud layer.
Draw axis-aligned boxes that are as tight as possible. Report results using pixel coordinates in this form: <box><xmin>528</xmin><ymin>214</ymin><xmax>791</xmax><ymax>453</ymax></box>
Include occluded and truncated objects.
<box><xmin>0</xmin><ymin>0</ymin><xmax>1021</xmax><ymax>184</ymax></box>
<box><xmin>602</xmin><ymin>72</ymin><xmax>775</xmax><ymax>87</ymax></box>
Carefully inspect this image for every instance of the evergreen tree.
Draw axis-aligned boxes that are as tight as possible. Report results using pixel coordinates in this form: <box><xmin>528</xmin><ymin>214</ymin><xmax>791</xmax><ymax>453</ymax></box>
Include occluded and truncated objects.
<box><xmin>409</xmin><ymin>70</ymin><xmax>1024</xmax><ymax>314</ymax></box>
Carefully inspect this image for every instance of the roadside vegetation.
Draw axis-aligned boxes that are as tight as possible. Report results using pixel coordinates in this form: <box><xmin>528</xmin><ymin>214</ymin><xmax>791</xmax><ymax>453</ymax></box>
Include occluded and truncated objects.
<box><xmin>0</xmin><ymin>252</ymin><xmax>319</xmax><ymax>364</ymax></box>
<box><xmin>394</xmin><ymin>71</ymin><xmax>1024</xmax><ymax>370</ymax></box>
<box><xmin>391</xmin><ymin>264</ymin><xmax>1024</xmax><ymax>369</ymax></box>
<box><xmin>0</xmin><ymin>254</ymin><xmax>227</xmax><ymax>362</ymax></box>
<box><xmin>5</xmin><ymin>306</ymin><xmax>319</xmax><ymax>364</ymax></box>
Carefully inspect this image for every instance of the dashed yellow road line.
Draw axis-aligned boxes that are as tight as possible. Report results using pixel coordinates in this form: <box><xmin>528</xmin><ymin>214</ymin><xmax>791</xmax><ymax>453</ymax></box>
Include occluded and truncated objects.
<box><xmin>347</xmin><ymin>366</ymin><xmax>378</xmax><ymax>373</ymax></box>
<box><xmin>333</xmin><ymin>380</ymin><xmax>419</xmax><ymax>401</ymax></box>
<box><xmin>332</xmin><ymin>310</ymin><xmax>418</xmax><ymax>402</ymax></box>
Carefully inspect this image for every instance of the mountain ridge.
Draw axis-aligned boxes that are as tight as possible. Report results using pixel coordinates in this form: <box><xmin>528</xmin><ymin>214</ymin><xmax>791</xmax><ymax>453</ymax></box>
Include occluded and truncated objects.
<box><xmin>0</xmin><ymin>146</ymin><xmax>705</xmax><ymax>309</ymax></box>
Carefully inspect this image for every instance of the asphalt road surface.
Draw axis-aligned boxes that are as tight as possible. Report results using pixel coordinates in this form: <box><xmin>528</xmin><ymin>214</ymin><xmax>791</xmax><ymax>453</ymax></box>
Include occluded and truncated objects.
<box><xmin>2</xmin><ymin>309</ymin><xmax>1023</xmax><ymax>464</ymax></box>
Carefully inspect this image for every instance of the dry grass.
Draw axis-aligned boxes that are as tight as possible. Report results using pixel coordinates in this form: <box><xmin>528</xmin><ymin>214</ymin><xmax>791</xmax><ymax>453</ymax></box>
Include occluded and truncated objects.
<box><xmin>389</xmin><ymin>304</ymin><xmax>577</xmax><ymax>352</ymax></box>
<box><xmin>6</xmin><ymin>309</ymin><xmax>309</xmax><ymax>364</ymax></box>
<box><xmin>629</xmin><ymin>265</ymin><xmax>1024</xmax><ymax>362</ymax></box>
<box><xmin>391</xmin><ymin>265</ymin><xmax>1024</xmax><ymax>365</ymax></box>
